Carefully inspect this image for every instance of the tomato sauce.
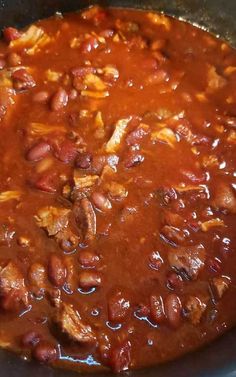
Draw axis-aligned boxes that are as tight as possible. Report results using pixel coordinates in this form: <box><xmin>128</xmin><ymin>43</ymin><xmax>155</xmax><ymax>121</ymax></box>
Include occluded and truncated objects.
<box><xmin>0</xmin><ymin>6</ymin><xmax>236</xmax><ymax>373</ymax></box>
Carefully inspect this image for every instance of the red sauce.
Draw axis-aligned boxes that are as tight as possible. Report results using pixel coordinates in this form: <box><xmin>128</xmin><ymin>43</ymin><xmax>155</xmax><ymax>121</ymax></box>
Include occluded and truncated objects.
<box><xmin>0</xmin><ymin>5</ymin><xmax>236</xmax><ymax>373</ymax></box>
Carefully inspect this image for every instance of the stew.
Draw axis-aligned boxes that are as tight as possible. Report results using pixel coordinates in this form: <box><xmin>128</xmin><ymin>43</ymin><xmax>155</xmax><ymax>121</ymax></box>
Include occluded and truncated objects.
<box><xmin>0</xmin><ymin>5</ymin><xmax>236</xmax><ymax>373</ymax></box>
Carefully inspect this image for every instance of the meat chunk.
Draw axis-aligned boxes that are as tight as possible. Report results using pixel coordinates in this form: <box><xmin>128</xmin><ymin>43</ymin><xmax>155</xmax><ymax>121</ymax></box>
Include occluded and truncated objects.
<box><xmin>212</xmin><ymin>183</ymin><xmax>236</xmax><ymax>214</ymax></box>
<box><xmin>110</xmin><ymin>340</ymin><xmax>131</xmax><ymax>373</ymax></box>
<box><xmin>160</xmin><ymin>225</ymin><xmax>186</xmax><ymax>245</ymax></box>
<box><xmin>184</xmin><ymin>296</ymin><xmax>207</xmax><ymax>325</ymax></box>
<box><xmin>56</xmin><ymin>303</ymin><xmax>96</xmax><ymax>343</ymax></box>
<box><xmin>74</xmin><ymin>198</ymin><xmax>96</xmax><ymax>242</ymax></box>
<box><xmin>168</xmin><ymin>245</ymin><xmax>206</xmax><ymax>280</ymax></box>
<box><xmin>212</xmin><ymin>276</ymin><xmax>230</xmax><ymax>300</ymax></box>
<box><xmin>0</xmin><ymin>261</ymin><xmax>28</xmax><ymax>309</ymax></box>
<box><xmin>35</xmin><ymin>207</ymin><xmax>71</xmax><ymax>236</ymax></box>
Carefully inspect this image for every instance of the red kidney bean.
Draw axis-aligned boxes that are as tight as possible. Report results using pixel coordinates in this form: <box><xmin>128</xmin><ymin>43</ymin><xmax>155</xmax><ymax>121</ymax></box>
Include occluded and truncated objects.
<box><xmin>21</xmin><ymin>331</ymin><xmax>41</xmax><ymax>348</ymax></box>
<box><xmin>165</xmin><ymin>293</ymin><xmax>182</xmax><ymax>328</ymax></box>
<box><xmin>123</xmin><ymin>152</ymin><xmax>144</xmax><ymax>168</ymax></box>
<box><xmin>78</xmin><ymin>271</ymin><xmax>102</xmax><ymax>289</ymax></box>
<box><xmin>166</xmin><ymin>271</ymin><xmax>183</xmax><ymax>290</ymax></box>
<box><xmin>92</xmin><ymin>192</ymin><xmax>112</xmax><ymax>211</ymax></box>
<box><xmin>80</xmin><ymin>36</ymin><xmax>99</xmax><ymax>53</ymax></box>
<box><xmin>78</xmin><ymin>251</ymin><xmax>100</xmax><ymax>268</ymax></box>
<box><xmin>149</xmin><ymin>251</ymin><xmax>163</xmax><ymax>271</ymax></box>
<box><xmin>32</xmin><ymin>91</ymin><xmax>49</xmax><ymax>103</ymax></box>
<box><xmin>48</xmin><ymin>254</ymin><xmax>67</xmax><ymax>287</ymax></box>
<box><xmin>110</xmin><ymin>341</ymin><xmax>131</xmax><ymax>373</ymax></box>
<box><xmin>135</xmin><ymin>303</ymin><xmax>150</xmax><ymax>318</ymax></box>
<box><xmin>12</xmin><ymin>69</ymin><xmax>36</xmax><ymax>90</ymax></box>
<box><xmin>150</xmin><ymin>295</ymin><xmax>165</xmax><ymax>324</ymax></box>
<box><xmin>55</xmin><ymin>140</ymin><xmax>77</xmax><ymax>163</ymax></box>
<box><xmin>3</xmin><ymin>27</ymin><xmax>21</xmax><ymax>43</ymax></box>
<box><xmin>180</xmin><ymin>169</ymin><xmax>206</xmax><ymax>183</ymax></box>
<box><xmin>26</xmin><ymin>141</ymin><xmax>51</xmax><ymax>162</ymax></box>
<box><xmin>33</xmin><ymin>342</ymin><xmax>58</xmax><ymax>363</ymax></box>
<box><xmin>34</xmin><ymin>172</ymin><xmax>57</xmax><ymax>193</ymax></box>
<box><xmin>75</xmin><ymin>152</ymin><xmax>92</xmax><ymax>169</ymax></box>
<box><xmin>7</xmin><ymin>52</ymin><xmax>21</xmax><ymax>66</ymax></box>
<box><xmin>0</xmin><ymin>58</ymin><xmax>6</xmax><ymax>70</ymax></box>
<box><xmin>50</xmin><ymin>87</ymin><xmax>68</xmax><ymax>111</ymax></box>
<box><xmin>207</xmin><ymin>257</ymin><xmax>222</xmax><ymax>273</ymax></box>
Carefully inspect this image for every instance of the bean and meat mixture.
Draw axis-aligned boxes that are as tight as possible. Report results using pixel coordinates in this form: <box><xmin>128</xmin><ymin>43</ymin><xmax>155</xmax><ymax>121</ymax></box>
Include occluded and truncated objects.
<box><xmin>0</xmin><ymin>5</ymin><xmax>236</xmax><ymax>373</ymax></box>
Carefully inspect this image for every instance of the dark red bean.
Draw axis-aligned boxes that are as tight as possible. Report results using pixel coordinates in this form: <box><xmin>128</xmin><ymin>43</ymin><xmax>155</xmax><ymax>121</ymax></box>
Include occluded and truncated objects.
<box><xmin>55</xmin><ymin>140</ymin><xmax>77</xmax><ymax>163</ymax></box>
<box><xmin>207</xmin><ymin>257</ymin><xmax>222</xmax><ymax>273</ymax></box>
<box><xmin>80</xmin><ymin>36</ymin><xmax>99</xmax><ymax>53</ymax></box>
<box><xmin>26</xmin><ymin>141</ymin><xmax>51</xmax><ymax>162</ymax></box>
<box><xmin>50</xmin><ymin>87</ymin><xmax>68</xmax><ymax>111</ymax></box>
<box><xmin>3</xmin><ymin>27</ymin><xmax>21</xmax><ymax>43</ymax></box>
<box><xmin>165</xmin><ymin>293</ymin><xmax>182</xmax><ymax>328</ymax></box>
<box><xmin>7</xmin><ymin>52</ymin><xmax>21</xmax><ymax>66</ymax></box>
<box><xmin>134</xmin><ymin>303</ymin><xmax>150</xmax><ymax>318</ymax></box>
<box><xmin>110</xmin><ymin>341</ymin><xmax>131</xmax><ymax>373</ymax></box>
<box><xmin>181</xmin><ymin>169</ymin><xmax>206</xmax><ymax>183</ymax></box>
<box><xmin>149</xmin><ymin>251</ymin><xmax>163</xmax><ymax>271</ymax></box>
<box><xmin>12</xmin><ymin>69</ymin><xmax>36</xmax><ymax>90</ymax></box>
<box><xmin>166</xmin><ymin>271</ymin><xmax>183</xmax><ymax>290</ymax></box>
<box><xmin>21</xmin><ymin>331</ymin><xmax>41</xmax><ymax>348</ymax></box>
<box><xmin>75</xmin><ymin>152</ymin><xmax>92</xmax><ymax>169</ymax></box>
<box><xmin>48</xmin><ymin>254</ymin><xmax>67</xmax><ymax>287</ymax></box>
<box><xmin>108</xmin><ymin>291</ymin><xmax>130</xmax><ymax>322</ymax></box>
<box><xmin>33</xmin><ymin>342</ymin><xmax>58</xmax><ymax>363</ymax></box>
<box><xmin>0</xmin><ymin>58</ymin><xmax>6</xmax><ymax>70</ymax></box>
<box><xmin>123</xmin><ymin>152</ymin><xmax>144</xmax><ymax>168</ymax></box>
<box><xmin>78</xmin><ymin>271</ymin><xmax>102</xmax><ymax>289</ymax></box>
<box><xmin>150</xmin><ymin>295</ymin><xmax>165</xmax><ymax>324</ymax></box>
<box><xmin>32</xmin><ymin>91</ymin><xmax>49</xmax><ymax>103</ymax></box>
<box><xmin>92</xmin><ymin>192</ymin><xmax>112</xmax><ymax>211</ymax></box>
<box><xmin>78</xmin><ymin>251</ymin><xmax>100</xmax><ymax>268</ymax></box>
<box><xmin>34</xmin><ymin>173</ymin><xmax>57</xmax><ymax>193</ymax></box>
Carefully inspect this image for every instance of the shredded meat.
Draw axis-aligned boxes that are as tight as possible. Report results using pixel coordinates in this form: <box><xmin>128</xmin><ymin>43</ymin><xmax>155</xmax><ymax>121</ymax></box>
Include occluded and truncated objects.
<box><xmin>212</xmin><ymin>183</ymin><xmax>236</xmax><ymax>214</ymax></box>
<box><xmin>0</xmin><ymin>261</ymin><xmax>28</xmax><ymax>309</ymax></box>
<box><xmin>168</xmin><ymin>245</ymin><xmax>206</xmax><ymax>280</ymax></box>
<box><xmin>74</xmin><ymin>198</ymin><xmax>96</xmax><ymax>242</ymax></box>
<box><xmin>35</xmin><ymin>206</ymin><xmax>71</xmax><ymax>236</ymax></box>
<box><xmin>185</xmin><ymin>296</ymin><xmax>207</xmax><ymax>325</ymax></box>
<box><xmin>56</xmin><ymin>303</ymin><xmax>96</xmax><ymax>343</ymax></box>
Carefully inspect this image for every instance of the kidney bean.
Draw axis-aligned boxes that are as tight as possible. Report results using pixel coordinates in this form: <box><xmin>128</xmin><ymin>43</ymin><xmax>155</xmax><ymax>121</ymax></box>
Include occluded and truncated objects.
<box><xmin>150</xmin><ymin>295</ymin><xmax>165</xmax><ymax>324</ymax></box>
<box><xmin>12</xmin><ymin>69</ymin><xmax>36</xmax><ymax>90</ymax></box>
<box><xmin>123</xmin><ymin>152</ymin><xmax>144</xmax><ymax>168</ymax></box>
<box><xmin>166</xmin><ymin>271</ymin><xmax>183</xmax><ymax>290</ymax></box>
<box><xmin>50</xmin><ymin>87</ymin><xmax>68</xmax><ymax>111</ymax></box>
<box><xmin>33</xmin><ymin>342</ymin><xmax>58</xmax><ymax>363</ymax></box>
<box><xmin>165</xmin><ymin>293</ymin><xmax>182</xmax><ymax>328</ymax></box>
<box><xmin>75</xmin><ymin>152</ymin><xmax>92</xmax><ymax>169</ymax></box>
<box><xmin>81</xmin><ymin>36</ymin><xmax>99</xmax><ymax>53</ymax></box>
<box><xmin>32</xmin><ymin>91</ymin><xmax>49</xmax><ymax>103</ymax></box>
<box><xmin>149</xmin><ymin>251</ymin><xmax>163</xmax><ymax>271</ymax></box>
<box><xmin>55</xmin><ymin>140</ymin><xmax>77</xmax><ymax>163</ymax></box>
<box><xmin>207</xmin><ymin>257</ymin><xmax>222</xmax><ymax>273</ymax></box>
<box><xmin>92</xmin><ymin>192</ymin><xmax>112</xmax><ymax>211</ymax></box>
<box><xmin>48</xmin><ymin>254</ymin><xmax>67</xmax><ymax>287</ymax></box>
<box><xmin>135</xmin><ymin>303</ymin><xmax>150</xmax><ymax>318</ymax></box>
<box><xmin>3</xmin><ymin>27</ymin><xmax>21</xmax><ymax>43</ymax></box>
<box><xmin>7</xmin><ymin>52</ymin><xmax>21</xmax><ymax>66</ymax></box>
<box><xmin>26</xmin><ymin>141</ymin><xmax>51</xmax><ymax>162</ymax></box>
<box><xmin>180</xmin><ymin>169</ymin><xmax>206</xmax><ymax>183</ymax></box>
<box><xmin>108</xmin><ymin>291</ymin><xmax>130</xmax><ymax>322</ymax></box>
<box><xmin>110</xmin><ymin>341</ymin><xmax>131</xmax><ymax>373</ymax></box>
<box><xmin>21</xmin><ymin>331</ymin><xmax>41</xmax><ymax>348</ymax></box>
<box><xmin>34</xmin><ymin>173</ymin><xmax>57</xmax><ymax>193</ymax></box>
<box><xmin>0</xmin><ymin>58</ymin><xmax>6</xmax><ymax>70</ymax></box>
<box><xmin>78</xmin><ymin>271</ymin><xmax>102</xmax><ymax>289</ymax></box>
<box><xmin>78</xmin><ymin>251</ymin><xmax>100</xmax><ymax>268</ymax></box>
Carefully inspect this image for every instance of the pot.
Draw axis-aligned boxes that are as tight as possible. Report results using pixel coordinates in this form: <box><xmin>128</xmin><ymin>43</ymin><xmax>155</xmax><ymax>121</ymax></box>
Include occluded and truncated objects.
<box><xmin>0</xmin><ymin>1</ymin><xmax>236</xmax><ymax>376</ymax></box>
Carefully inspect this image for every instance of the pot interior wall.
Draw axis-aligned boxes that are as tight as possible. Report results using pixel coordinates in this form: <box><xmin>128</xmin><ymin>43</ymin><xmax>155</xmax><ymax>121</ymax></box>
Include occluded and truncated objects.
<box><xmin>0</xmin><ymin>0</ymin><xmax>236</xmax><ymax>376</ymax></box>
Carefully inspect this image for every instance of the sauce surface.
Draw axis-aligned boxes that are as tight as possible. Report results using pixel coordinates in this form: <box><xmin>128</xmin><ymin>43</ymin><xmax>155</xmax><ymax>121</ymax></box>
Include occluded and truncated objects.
<box><xmin>0</xmin><ymin>6</ymin><xmax>236</xmax><ymax>373</ymax></box>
